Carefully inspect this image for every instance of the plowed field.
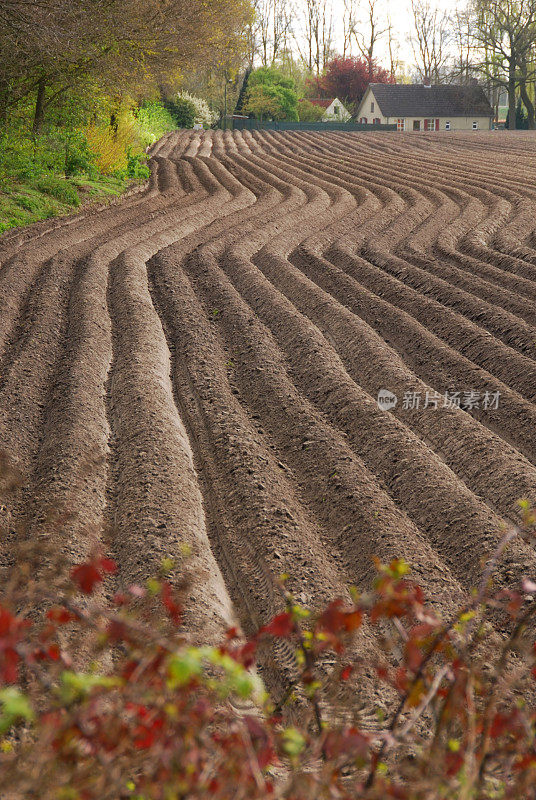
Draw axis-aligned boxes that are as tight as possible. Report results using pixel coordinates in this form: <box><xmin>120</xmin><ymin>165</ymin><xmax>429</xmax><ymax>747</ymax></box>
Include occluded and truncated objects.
<box><xmin>1</xmin><ymin>129</ymin><xmax>536</xmax><ymax>698</ymax></box>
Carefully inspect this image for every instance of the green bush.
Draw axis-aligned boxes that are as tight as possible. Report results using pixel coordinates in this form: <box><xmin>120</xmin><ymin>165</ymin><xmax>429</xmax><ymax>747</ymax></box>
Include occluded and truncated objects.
<box><xmin>35</xmin><ymin>175</ymin><xmax>80</xmax><ymax>206</ymax></box>
<box><xmin>63</xmin><ymin>131</ymin><xmax>95</xmax><ymax>176</ymax></box>
<box><xmin>135</xmin><ymin>101</ymin><xmax>177</xmax><ymax>148</ymax></box>
<box><xmin>166</xmin><ymin>97</ymin><xmax>196</xmax><ymax>128</ymax></box>
<box><xmin>0</xmin><ymin>134</ymin><xmax>40</xmax><ymax>180</ymax></box>
<box><xmin>246</xmin><ymin>67</ymin><xmax>300</xmax><ymax>121</ymax></box>
<box><xmin>14</xmin><ymin>195</ymin><xmax>41</xmax><ymax>212</ymax></box>
<box><xmin>126</xmin><ymin>147</ymin><xmax>150</xmax><ymax>179</ymax></box>
<box><xmin>297</xmin><ymin>99</ymin><xmax>325</xmax><ymax>122</ymax></box>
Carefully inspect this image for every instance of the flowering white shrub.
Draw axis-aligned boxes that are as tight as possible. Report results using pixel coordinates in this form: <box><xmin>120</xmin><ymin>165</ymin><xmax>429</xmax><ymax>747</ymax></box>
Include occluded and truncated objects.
<box><xmin>176</xmin><ymin>91</ymin><xmax>216</xmax><ymax>127</ymax></box>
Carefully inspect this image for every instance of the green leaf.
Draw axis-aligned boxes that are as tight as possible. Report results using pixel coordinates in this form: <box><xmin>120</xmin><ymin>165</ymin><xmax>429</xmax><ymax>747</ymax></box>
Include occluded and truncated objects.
<box><xmin>0</xmin><ymin>688</ymin><xmax>34</xmax><ymax>734</ymax></box>
<box><xmin>161</xmin><ymin>557</ymin><xmax>175</xmax><ymax>575</ymax></box>
<box><xmin>58</xmin><ymin>671</ymin><xmax>122</xmax><ymax>704</ymax></box>
<box><xmin>281</xmin><ymin>727</ymin><xmax>306</xmax><ymax>757</ymax></box>
<box><xmin>167</xmin><ymin>648</ymin><xmax>203</xmax><ymax>688</ymax></box>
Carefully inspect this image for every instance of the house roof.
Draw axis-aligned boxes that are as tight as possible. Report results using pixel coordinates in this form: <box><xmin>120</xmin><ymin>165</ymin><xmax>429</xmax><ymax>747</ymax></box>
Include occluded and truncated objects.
<box><xmin>306</xmin><ymin>98</ymin><xmax>337</xmax><ymax>109</ymax></box>
<box><xmin>366</xmin><ymin>83</ymin><xmax>494</xmax><ymax>117</ymax></box>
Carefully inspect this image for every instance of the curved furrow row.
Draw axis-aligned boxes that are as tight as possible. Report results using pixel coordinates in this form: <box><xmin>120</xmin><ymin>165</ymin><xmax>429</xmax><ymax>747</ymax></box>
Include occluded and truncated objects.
<box><xmin>1</xmin><ymin>129</ymin><xmax>535</xmax><ymax>704</ymax></box>
<box><xmin>178</xmin><ymin>135</ymin><xmax>533</xmax><ymax>593</ymax></box>
<box><xmin>290</xmin><ymin>243</ymin><xmax>536</xmax><ymax>462</ymax></box>
<box><xmin>245</xmin><ymin>133</ymin><xmax>536</xmax><ymax>411</ymax></box>
<box><xmin>288</xmin><ymin>130</ymin><xmax>536</xmax><ymax>293</ymax></box>
<box><xmin>253</xmin><ymin>132</ymin><xmax>536</xmax><ymax>340</ymax></box>
<box><xmin>258</xmin><ymin>131</ymin><xmax>536</xmax><ymax>345</ymax></box>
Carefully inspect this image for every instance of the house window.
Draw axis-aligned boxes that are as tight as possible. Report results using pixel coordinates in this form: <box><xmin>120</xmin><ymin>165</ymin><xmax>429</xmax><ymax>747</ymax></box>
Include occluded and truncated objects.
<box><xmin>413</xmin><ymin>120</ymin><xmax>421</xmax><ymax>131</ymax></box>
<box><xmin>397</xmin><ymin>118</ymin><xmax>405</xmax><ymax>131</ymax></box>
<box><xmin>445</xmin><ymin>121</ymin><xmax>451</xmax><ymax>130</ymax></box>
<box><xmin>371</xmin><ymin>101</ymin><xmax>375</xmax><ymax>112</ymax></box>
<box><xmin>334</xmin><ymin>105</ymin><xmax>339</xmax><ymax>115</ymax></box>
<box><xmin>472</xmin><ymin>121</ymin><xmax>478</xmax><ymax>129</ymax></box>
<box><xmin>373</xmin><ymin>118</ymin><xmax>381</xmax><ymax>125</ymax></box>
<box><xmin>361</xmin><ymin>117</ymin><xmax>368</xmax><ymax>124</ymax></box>
<box><xmin>424</xmin><ymin>118</ymin><xmax>435</xmax><ymax>131</ymax></box>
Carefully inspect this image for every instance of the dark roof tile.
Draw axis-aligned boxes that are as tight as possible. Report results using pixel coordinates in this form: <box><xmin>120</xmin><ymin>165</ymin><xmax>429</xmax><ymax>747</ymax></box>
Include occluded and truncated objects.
<box><xmin>367</xmin><ymin>84</ymin><xmax>493</xmax><ymax>117</ymax></box>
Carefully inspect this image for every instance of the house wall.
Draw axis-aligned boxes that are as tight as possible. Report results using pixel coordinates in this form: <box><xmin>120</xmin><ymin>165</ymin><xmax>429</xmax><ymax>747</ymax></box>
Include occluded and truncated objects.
<box><xmin>357</xmin><ymin>87</ymin><xmax>493</xmax><ymax>131</ymax></box>
<box><xmin>322</xmin><ymin>98</ymin><xmax>351</xmax><ymax>122</ymax></box>
<box><xmin>384</xmin><ymin>115</ymin><xmax>493</xmax><ymax>131</ymax></box>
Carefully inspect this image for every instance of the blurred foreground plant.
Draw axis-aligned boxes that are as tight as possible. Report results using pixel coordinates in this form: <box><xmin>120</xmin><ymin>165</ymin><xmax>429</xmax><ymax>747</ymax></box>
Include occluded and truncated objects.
<box><xmin>1</xmin><ymin>491</ymin><xmax>536</xmax><ymax>799</ymax></box>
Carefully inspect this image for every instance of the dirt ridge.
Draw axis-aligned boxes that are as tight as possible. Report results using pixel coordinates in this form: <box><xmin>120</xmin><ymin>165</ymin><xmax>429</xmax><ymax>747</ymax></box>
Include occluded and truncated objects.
<box><xmin>1</xmin><ymin>129</ymin><xmax>536</xmax><ymax>694</ymax></box>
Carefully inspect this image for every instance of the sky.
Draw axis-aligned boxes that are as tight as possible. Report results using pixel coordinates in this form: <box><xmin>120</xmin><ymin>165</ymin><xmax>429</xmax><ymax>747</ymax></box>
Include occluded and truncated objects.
<box><xmin>325</xmin><ymin>0</ymin><xmax>462</xmax><ymax>70</ymax></box>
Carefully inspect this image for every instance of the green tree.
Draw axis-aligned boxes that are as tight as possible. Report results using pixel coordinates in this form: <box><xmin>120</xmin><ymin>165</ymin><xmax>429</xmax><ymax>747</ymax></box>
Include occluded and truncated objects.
<box><xmin>0</xmin><ymin>0</ymin><xmax>253</xmax><ymax>130</ymax></box>
<box><xmin>243</xmin><ymin>84</ymin><xmax>281</xmax><ymax>121</ymax></box>
<box><xmin>297</xmin><ymin>99</ymin><xmax>325</xmax><ymax>121</ymax></box>
<box><xmin>246</xmin><ymin>67</ymin><xmax>299</xmax><ymax>120</ymax></box>
<box><xmin>470</xmin><ymin>0</ymin><xmax>536</xmax><ymax>130</ymax></box>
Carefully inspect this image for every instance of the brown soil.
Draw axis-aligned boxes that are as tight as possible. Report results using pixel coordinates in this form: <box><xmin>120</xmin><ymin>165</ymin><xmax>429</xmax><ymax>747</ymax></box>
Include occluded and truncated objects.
<box><xmin>1</xmin><ymin>129</ymin><xmax>536</xmax><ymax>700</ymax></box>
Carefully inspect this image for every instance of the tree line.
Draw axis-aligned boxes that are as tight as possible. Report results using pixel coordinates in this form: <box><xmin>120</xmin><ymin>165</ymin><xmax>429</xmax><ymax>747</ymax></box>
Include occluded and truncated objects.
<box><xmin>2</xmin><ymin>0</ymin><xmax>536</xmax><ymax>134</ymax></box>
<box><xmin>244</xmin><ymin>0</ymin><xmax>536</xmax><ymax>130</ymax></box>
<box><xmin>0</xmin><ymin>0</ymin><xmax>252</xmax><ymax>131</ymax></box>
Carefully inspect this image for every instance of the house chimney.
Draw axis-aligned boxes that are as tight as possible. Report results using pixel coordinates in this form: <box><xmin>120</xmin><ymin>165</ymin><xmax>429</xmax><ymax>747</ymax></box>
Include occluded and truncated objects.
<box><xmin>423</xmin><ymin>75</ymin><xmax>431</xmax><ymax>88</ymax></box>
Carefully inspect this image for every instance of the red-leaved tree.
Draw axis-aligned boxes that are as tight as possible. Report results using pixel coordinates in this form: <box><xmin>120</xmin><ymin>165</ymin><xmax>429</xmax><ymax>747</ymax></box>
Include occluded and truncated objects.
<box><xmin>305</xmin><ymin>56</ymin><xmax>394</xmax><ymax>108</ymax></box>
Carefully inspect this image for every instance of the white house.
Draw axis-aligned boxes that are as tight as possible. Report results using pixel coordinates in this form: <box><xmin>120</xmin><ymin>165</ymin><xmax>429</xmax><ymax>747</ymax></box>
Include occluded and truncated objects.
<box><xmin>308</xmin><ymin>97</ymin><xmax>352</xmax><ymax>122</ymax></box>
<box><xmin>355</xmin><ymin>82</ymin><xmax>494</xmax><ymax>131</ymax></box>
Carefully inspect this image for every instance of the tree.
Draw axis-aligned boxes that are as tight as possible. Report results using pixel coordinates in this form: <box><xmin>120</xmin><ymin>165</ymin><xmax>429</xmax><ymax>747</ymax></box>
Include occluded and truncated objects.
<box><xmin>469</xmin><ymin>0</ymin><xmax>536</xmax><ymax>130</ymax></box>
<box><xmin>297</xmin><ymin>99</ymin><xmax>326</xmax><ymax>121</ymax></box>
<box><xmin>342</xmin><ymin>0</ymin><xmax>358</xmax><ymax>59</ymax></box>
<box><xmin>294</xmin><ymin>0</ymin><xmax>334</xmax><ymax>75</ymax></box>
<box><xmin>450</xmin><ymin>7</ymin><xmax>479</xmax><ymax>84</ymax></box>
<box><xmin>354</xmin><ymin>0</ymin><xmax>389</xmax><ymax>80</ymax></box>
<box><xmin>165</xmin><ymin>97</ymin><xmax>196</xmax><ymax>128</ymax></box>
<box><xmin>506</xmin><ymin>95</ymin><xmax>529</xmax><ymax>128</ymax></box>
<box><xmin>411</xmin><ymin>0</ymin><xmax>451</xmax><ymax>83</ymax></box>
<box><xmin>256</xmin><ymin>0</ymin><xmax>292</xmax><ymax>67</ymax></box>
<box><xmin>305</xmin><ymin>56</ymin><xmax>393</xmax><ymax>108</ymax></box>
<box><xmin>243</xmin><ymin>84</ymin><xmax>281</xmax><ymax>121</ymax></box>
<box><xmin>386</xmin><ymin>17</ymin><xmax>402</xmax><ymax>81</ymax></box>
<box><xmin>245</xmin><ymin>67</ymin><xmax>299</xmax><ymax>120</ymax></box>
<box><xmin>0</xmin><ymin>0</ymin><xmax>253</xmax><ymax>130</ymax></box>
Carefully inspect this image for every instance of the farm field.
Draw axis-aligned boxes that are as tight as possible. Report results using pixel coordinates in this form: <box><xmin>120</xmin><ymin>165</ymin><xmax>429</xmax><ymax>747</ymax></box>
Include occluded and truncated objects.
<box><xmin>1</xmin><ymin>129</ymin><xmax>536</xmax><ymax>700</ymax></box>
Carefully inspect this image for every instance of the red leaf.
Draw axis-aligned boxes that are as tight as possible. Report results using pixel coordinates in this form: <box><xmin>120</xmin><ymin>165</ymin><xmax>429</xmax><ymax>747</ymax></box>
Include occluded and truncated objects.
<box><xmin>70</xmin><ymin>562</ymin><xmax>103</xmax><ymax>594</ymax></box>
<box><xmin>71</xmin><ymin>556</ymin><xmax>116</xmax><ymax>594</ymax></box>
<box><xmin>514</xmin><ymin>753</ymin><xmax>536</xmax><ymax>772</ymax></box>
<box><xmin>1</xmin><ymin>648</ymin><xmax>19</xmax><ymax>684</ymax></box>
<box><xmin>99</xmin><ymin>557</ymin><xmax>117</xmax><ymax>574</ymax></box>
<box><xmin>236</xmin><ymin>640</ymin><xmax>257</xmax><ymax>668</ymax></box>
<box><xmin>446</xmin><ymin>750</ymin><xmax>465</xmax><ymax>777</ymax></box>
<box><xmin>161</xmin><ymin>582</ymin><xmax>181</xmax><ymax>625</ymax></box>
<box><xmin>406</xmin><ymin>641</ymin><xmax>423</xmax><ymax>672</ymax></box>
<box><xmin>394</xmin><ymin>667</ymin><xmax>408</xmax><ymax>693</ymax></box>
<box><xmin>341</xmin><ymin>664</ymin><xmax>353</xmax><ymax>680</ymax></box>
<box><xmin>490</xmin><ymin>712</ymin><xmax>509</xmax><ymax>739</ymax></box>
<box><xmin>47</xmin><ymin>607</ymin><xmax>75</xmax><ymax>624</ymax></box>
<box><xmin>47</xmin><ymin>644</ymin><xmax>61</xmax><ymax>661</ymax></box>
<box><xmin>0</xmin><ymin>607</ymin><xmax>16</xmax><ymax>636</ymax></box>
<box><xmin>107</xmin><ymin>619</ymin><xmax>132</xmax><ymax>643</ymax></box>
<box><xmin>324</xmin><ymin>726</ymin><xmax>369</xmax><ymax>759</ymax></box>
<box><xmin>318</xmin><ymin>599</ymin><xmax>363</xmax><ymax>635</ymax></box>
<box><xmin>260</xmin><ymin>613</ymin><xmax>294</xmax><ymax>638</ymax></box>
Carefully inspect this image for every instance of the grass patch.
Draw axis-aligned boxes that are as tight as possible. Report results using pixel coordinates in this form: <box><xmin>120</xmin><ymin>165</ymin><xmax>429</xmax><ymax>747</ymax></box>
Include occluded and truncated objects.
<box><xmin>35</xmin><ymin>175</ymin><xmax>80</xmax><ymax>205</ymax></box>
<box><xmin>0</xmin><ymin>173</ymin><xmax>134</xmax><ymax>234</ymax></box>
